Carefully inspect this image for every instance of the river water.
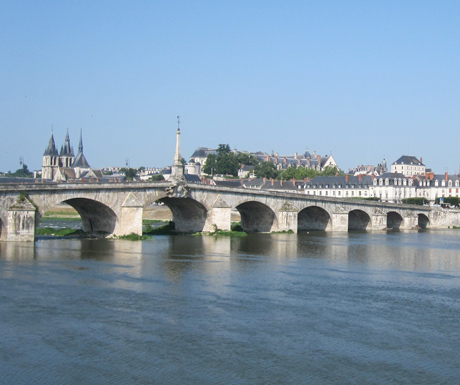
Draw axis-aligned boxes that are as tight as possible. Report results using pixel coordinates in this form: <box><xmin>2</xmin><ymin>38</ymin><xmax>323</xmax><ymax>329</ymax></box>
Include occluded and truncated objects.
<box><xmin>1</xmin><ymin>229</ymin><xmax>459</xmax><ymax>384</ymax></box>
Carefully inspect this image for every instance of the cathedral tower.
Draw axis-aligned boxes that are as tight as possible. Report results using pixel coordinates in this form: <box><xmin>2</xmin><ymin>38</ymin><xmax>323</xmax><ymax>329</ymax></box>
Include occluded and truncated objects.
<box><xmin>42</xmin><ymin>132</ymin><xmax>60</xmax><ymax>180</ymax></box>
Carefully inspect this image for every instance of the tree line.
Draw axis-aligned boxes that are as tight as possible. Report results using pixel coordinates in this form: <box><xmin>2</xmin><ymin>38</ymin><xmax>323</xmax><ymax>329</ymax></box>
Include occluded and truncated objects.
<box><xmin>203</xmin><ymin>144</ymin><xmax>344</xmax><ymax>180</ymax></box>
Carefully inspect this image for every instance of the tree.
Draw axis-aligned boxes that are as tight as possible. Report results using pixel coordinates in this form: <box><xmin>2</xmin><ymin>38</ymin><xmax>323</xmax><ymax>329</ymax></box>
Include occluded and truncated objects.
<box><xmin>278</xmin><ymin>166</ymin><xmax>319</xmax><ymax>180</ymax></box>
<box><xmin>237</xmin><ymin>152</ymin><xmax>259</xmax><ymax>167</ymax></box>
<box><xmin>216</xmin><ymin>152</ymin><xmax>239</xmax><ymax>176</ymax></box>
<box><xmin>149</xmin><ymin>174</ymin><xmax>165</xmax><ymax>181</ymax></box>
<box><xmin>320</xmin><ymin>165</ymin><xmax>344</xmax><ymax>176</ymax></box>
<box><xmin>10</xmin><ymin>164</ymin><xmax>33</xmax><ymax>178</ymax></box>
<box><xmin>216</xmin><ymin>143</ymin><xmax>231</xmax><ymax>156</ymax></box>
<box><xmin>203</xmin><ymin>153</ymin><xmax>217</xmax><ymax>175</ymax></box>
<box><xmin>254</xmin><ymin>161</ymin><xmax>279</xmax><ymax>179</ymax></box>
<box><xmin>123</xmin><ymin>168</ymin><xmax>137</xmax><ymax>181</ymax></box>
<box><xmin>203</xmin><ymin>145</ymin><xmax>239</xmax><ymax>176</ymax></box>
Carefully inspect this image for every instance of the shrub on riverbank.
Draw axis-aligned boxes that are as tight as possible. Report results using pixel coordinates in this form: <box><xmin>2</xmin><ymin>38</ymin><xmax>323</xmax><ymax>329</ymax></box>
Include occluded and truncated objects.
<box><xmin>144</xmin><ymin>222</ymin><xmax>175</xmax><ymax>235</ymax></box>
<box><xmin>117</xmin><ymin>233</ymin><xmax>148</xmax><ymax>241</ymax></box>
<box><xmin>36</xmin><ymin>227</ymin><xmax>85</xmax><ymax>237</ymax></box>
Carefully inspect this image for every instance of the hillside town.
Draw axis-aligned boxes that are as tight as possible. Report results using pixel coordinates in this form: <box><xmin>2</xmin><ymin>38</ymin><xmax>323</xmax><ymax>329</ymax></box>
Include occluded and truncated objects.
<box><xmin>1</xmin><ymin>130</ymin><xmax>460</xmax><ymax>207</ymax></box>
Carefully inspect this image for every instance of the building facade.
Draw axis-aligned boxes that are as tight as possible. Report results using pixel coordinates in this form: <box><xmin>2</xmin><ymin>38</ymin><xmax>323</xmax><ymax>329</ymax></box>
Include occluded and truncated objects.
<box><xmin>391</xmin><ymin>155</ymin><xmax>426</xmax><ymax>177</ymax></box>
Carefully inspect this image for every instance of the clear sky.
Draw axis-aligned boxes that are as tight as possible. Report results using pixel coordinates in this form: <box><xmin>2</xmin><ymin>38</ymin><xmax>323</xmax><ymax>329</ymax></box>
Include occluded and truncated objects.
<box><xmin>1</xmin><ymin>0</ymin><xmax>459</xmax><ymax>174</ymax></box>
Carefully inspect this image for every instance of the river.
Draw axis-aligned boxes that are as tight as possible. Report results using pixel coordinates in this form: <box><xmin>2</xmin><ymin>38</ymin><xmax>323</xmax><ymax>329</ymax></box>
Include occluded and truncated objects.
<box><xmin>1</xmin><ymin>229</ymin><xmax>459</xmax><ymax>384</ymax></box>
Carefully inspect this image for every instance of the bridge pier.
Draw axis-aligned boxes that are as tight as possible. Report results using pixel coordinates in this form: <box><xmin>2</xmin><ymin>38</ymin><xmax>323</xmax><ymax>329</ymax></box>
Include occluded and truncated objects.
<box><xmin>118</xmin><ymin>193</ymin><xmax>144</xmax><ymax>236</ymax></box>
<box><xmin>401</xmin><ymin>213</ymin><xmax>419</xmax><ymax>230</ymax></box>
<box><xmin>7</xmin><ymin>196</ymin><xmax>36</xmax><ymax>242</ymax></box>
<box><xmin>371</xmin><ymin>212</ymin><xmax>387</xmax><ymax>230</ymax></box>
<box><xmin>203</xmin><ymin>195</ymin><xmax>232</xmax><ymax>232</ymax></box>
<box><xmin>278</xmin><ymin>208</ymin><xmax>299</xmax><ymax>233</ymax></box>
<box><xmin>204</xmin><ymin>207</ymin><xmax>232</xmax><ymax>232</ymax></box>
<box><xmin>331</xmin><ymin>212</ymin><xmax>348</xmax><ymax>231</ymax></box>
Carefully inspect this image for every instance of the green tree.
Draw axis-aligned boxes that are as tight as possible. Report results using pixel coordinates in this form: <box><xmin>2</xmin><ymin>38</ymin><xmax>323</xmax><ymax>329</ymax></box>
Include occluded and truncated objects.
<box><xmin>254</xmin><ymin>162</ymin><xmax>279</xmax><ymax>179</ymax></box>
<box><xmin>203</xmin><ymin>153</ymin><xmax>217</xmax><ymax>175</ymax></box>
<box><xmin>203</xmin><ymin>144</ymin><xmax>239</xmax><ymax>176</ymax></box>
<box><xmin>402</xmin><ymin>197</ymin><xmax>426</xmax><ymax>205</ymax></box>
<box><xmin>148</xmin><ymin>174</ymin><xmax>165</xmax><ymax>181</ymax></box>
<box><xmin>319</xmin><ymin>165</ymin><xmax>344</xmax><ymax>176</ymax></box>
<box><xmin>122</xmin><ymin>168</ymin><xmax>137</xmax><ymax>181</ymax></box>
<box><xmin>278</xmin><ymin>166</ymin><xmax>319</xmax><ymax>180</ymax></box>
<box><xmin>216</xmin><ymin>143</ymin><xmax>231</xmax><ymax>156</ymax></box>
<box><xmin>236</xmin><ymin>152</ymin><xmax>259</xmax><ymax>167</ymax></box>
<box><xmin>10</xmin><ymin>164</ymin><xmax>33</xmax><ymax>178</ymax></box>
<box><xmin>216</xmin><ymin>152</ymin><xmax>239</xmax><ymax>175</ymax></box>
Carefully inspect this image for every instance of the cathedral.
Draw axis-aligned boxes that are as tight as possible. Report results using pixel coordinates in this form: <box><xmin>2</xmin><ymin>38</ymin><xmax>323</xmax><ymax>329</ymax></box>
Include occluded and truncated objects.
<box><xmin>41</xmin><ymin>130</ymin><xmax>102</xmax><ymax>181</ymax></box>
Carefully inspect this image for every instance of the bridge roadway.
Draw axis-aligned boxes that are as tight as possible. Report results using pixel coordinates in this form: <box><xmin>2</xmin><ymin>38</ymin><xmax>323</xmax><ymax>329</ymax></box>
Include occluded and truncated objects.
<box><xmin>0</xmin><ymin>180</ymin><xmax>458</xmax><ymax>241</ymax></box>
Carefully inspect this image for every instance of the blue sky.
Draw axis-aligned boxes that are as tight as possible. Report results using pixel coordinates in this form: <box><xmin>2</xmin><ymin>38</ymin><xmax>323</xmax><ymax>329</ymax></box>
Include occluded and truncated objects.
<box><xmin>1</xmin><ymin>1</ymin><xmax>459</xmax><ymax>174</ymax></box>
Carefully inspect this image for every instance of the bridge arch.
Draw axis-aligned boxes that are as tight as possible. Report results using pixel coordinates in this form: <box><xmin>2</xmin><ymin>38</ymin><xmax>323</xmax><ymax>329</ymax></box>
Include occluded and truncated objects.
<box><xmin>236</xmin><ymin>201</ymin><xmax>276</xmax><ymax>233</ymax></box>
<box><xmin>418</xmin><ymin>213</ymin><xmax>429</xmax><ymax>229</ymax></box>
<box><xmin>348</xmin><ymin>209</ymin><xmax>371</xmax><ymax>231</ymax></box>
<box><xmin>298</xmin><ymin>206</ymin><xmax>331</xmax><ymax>231</ymax></box>
<box><xmin>158</xmin><ymin>197</ymin><xmax>207</xmax><ymax>233</ymax></box>
<box><xmin>387</xmin><ymin>211</ymin><xmax>403</xmax><ymax>230</ymax></box>
<box><xmin>62</xmin><ymin>198</ymin><xmax>117</xmax><ymax>235</ymax></box>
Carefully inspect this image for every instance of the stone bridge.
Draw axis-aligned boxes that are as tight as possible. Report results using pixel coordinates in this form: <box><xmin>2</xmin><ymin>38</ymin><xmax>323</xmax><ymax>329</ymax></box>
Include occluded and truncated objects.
<box><xmin>1</xmin><ymin>180</ymin><xmax>458</xmax><ymax>241</ymax></box>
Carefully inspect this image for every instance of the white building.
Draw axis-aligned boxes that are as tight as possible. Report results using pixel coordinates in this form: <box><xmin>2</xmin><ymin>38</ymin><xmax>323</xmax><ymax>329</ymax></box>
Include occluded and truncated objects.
<box><xmin>300</xmin><ymin>172</ymin><xmax>460</xmax><ymax>205</ymax></box>
<box><xmin>391</xmin><ymin>155</ymin><xmax>426</xmax><ymax>177</ymax></box>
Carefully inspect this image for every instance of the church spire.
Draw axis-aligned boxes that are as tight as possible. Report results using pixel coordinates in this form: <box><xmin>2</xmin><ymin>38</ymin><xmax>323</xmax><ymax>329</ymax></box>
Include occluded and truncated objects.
<box><xmin>72</xmin><ymin>129</ymin><xmax>90</xmax><ymax>168</ymax></box>
<box><xmin>60</xmin><ymin>128</ymin><xmax>74</xmax><ymax>156</ymax></box>
<box><xmin>44</xmin><ymin>131</ymin><xmax>58</xmax><ymax>156</ymax></box>
<box><xmin>78</xmin><ymin>128</ymin><xmax>83</xmax><ymax>153</ymax></box>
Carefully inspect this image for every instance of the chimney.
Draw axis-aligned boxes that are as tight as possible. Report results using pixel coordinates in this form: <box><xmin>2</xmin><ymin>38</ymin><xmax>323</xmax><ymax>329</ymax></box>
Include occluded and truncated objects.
<box><xmin>371</xmin><ymin>174</ymin><xmax>375</xmax><ymax>181</ymax></box>
<box><xmin>307</xmin><ymin>157</ymin><xmax>310</xmax><ymax>167</ymax></box>
<box><xmin>280</xmin><ymin>179</ymin><xmax>283</xmax><ymax>186</ymax></box>
<box><xmin>263</xmin><ymin>177</ymin><xmax>266</xmax><ymax>183</ymax></box>
<box><xmin>271</xmin><ymin>178</ymin><xmax>274</xmax><ymax>186</ymax></box>
<box><xmin>445</xmin><ymin>172</ymin><xmax>448</xmax><ymax>181</ymax></box>
<box><xmin>346</xmin><ymin>174</ymin><xmax>349</xmax><ymax>182</ymax></box>
<box><xmin>275</xmin><ymin>155</ymin><xmax>278</xmax><ymax>163</ymax></box>
<box><xmin>298</xmin><ymin>157</ymin><xmax>301</xmax><ymax>165</ymax></box>
<box><xmin>359</xmin><ymin>174</ymin><xmax>363</xmax><ymax>182</ymax></box>
<box><xmin>420</xmin><ymin>157</ymin><xmax>423</xmax><ymax>164</ymax></box>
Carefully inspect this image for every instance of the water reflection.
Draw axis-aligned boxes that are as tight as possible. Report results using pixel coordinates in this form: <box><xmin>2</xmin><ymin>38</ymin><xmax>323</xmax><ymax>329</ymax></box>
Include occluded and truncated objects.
<box><xmin>0</xmin><ymin>241</ymin><xmax>36</xmax><ymax>261</ymax></box>
<box><xmin>2</xmin><ymin>230</ymin><xmax>460</xmax><ymax>277</ymax></box>
<box><xmin>2</xmin><ymin>230</ymin><xmax>460</xmax><ymax>385</ymax></box>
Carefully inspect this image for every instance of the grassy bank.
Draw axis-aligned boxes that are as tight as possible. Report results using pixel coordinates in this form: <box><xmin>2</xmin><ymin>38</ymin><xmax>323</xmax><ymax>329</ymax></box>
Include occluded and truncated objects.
<box><xmin>36</xmin><ymin>227</ymin><xmax>86</xmax><ymax>237</ymax></box>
